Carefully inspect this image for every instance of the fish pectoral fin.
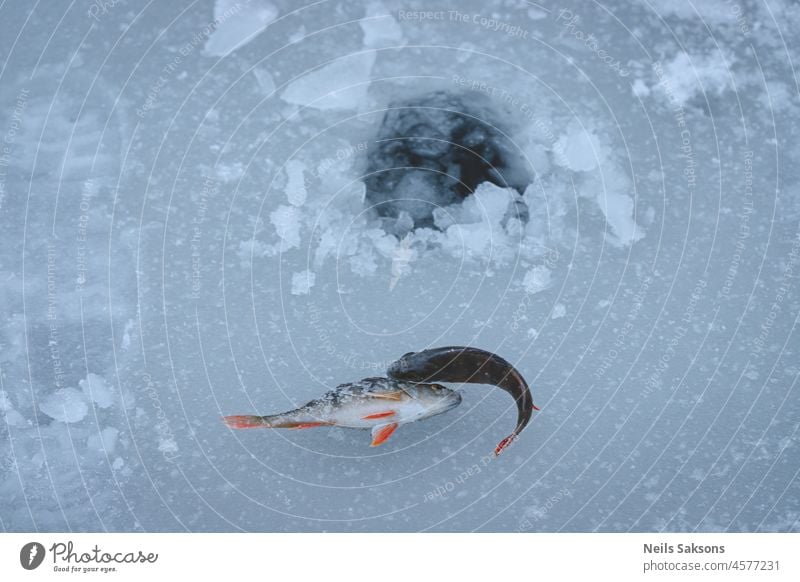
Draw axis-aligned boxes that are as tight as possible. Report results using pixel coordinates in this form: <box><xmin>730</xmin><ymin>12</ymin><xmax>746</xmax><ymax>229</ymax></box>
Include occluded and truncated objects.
<box><xmin>370</xmin><ymin>423</ymin><xmax>399</xmax><ymax>447</ymax></box>
<box><xmin>362</xmin><ymin>411</ymin><xmax>396</xmax><ymax>420</ymax></box>
<box><xmin>367</xmin><ymin>391</ymin><xmax>405</xmax><ymax>401</ymax></box>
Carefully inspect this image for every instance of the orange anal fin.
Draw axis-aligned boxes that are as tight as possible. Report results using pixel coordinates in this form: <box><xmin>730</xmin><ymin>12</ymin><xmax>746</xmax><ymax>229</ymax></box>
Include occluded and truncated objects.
<box><xmin>494</xmin><ymin>434</ymin><xmax>516</xmax><ymax>456</ymax></box>
<box><xmin>367</xmin><ymin>391</ymin><xmax>404</xmax><ymax>401</ymax></box>
<box><xmin>223</xmin><ymin>415</ymin><xmax>265</xmax><ymax>429</ymax></box>
<box><xmin>362</xmin><ymin>411</ymin><xmax>396</xmax><ymax>420</ymax></box>
<box><xmin>370</xmin><ymin>423</ymin><xmax>399</xmax><ymax>446</ymax></box>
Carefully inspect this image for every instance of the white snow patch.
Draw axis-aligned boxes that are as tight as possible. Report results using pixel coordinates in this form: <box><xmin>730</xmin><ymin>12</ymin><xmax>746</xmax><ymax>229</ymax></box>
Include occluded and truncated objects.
<box><xmin>291</xmin><ymin>270</ymin><xmax>316</xmax><ymax>295</ymax></box>
<box><xmin>270</xmin><ymin>205</ymin><xmax>302</xmax><ymax>250</ymax></box>
<box><xmin>40</xmin><ymin>388</ymin><xmax>89</xmax><ymax>423</ymax></box>
<box><xmin>203</xmin><ymin>0</ymin><xmax>278</xmax><ymax>57</ymax></box>
<box><xmin>552</xmin><ymin>303</ymin><xmax>566</xmax><ymax>319</ymax></box>
<box><xmin>655</xmin><ymin>51</ymin><xmax>732</xmax><ymax>107</ymax></box>
<box><xmin>632</xmin><ymin>78</ymin><xmax>650</xmax><ymax>98</ymax></box>
<box><xmin>88</xmin><ymin>427</ymin><xmax>119</xmax><ymax>454</ymax></box>
<box><xmin>523</xmin><ymin>266</ymin><xmax>552</xmax><ymax>294</ymax></box>
<box><xmin>553</xmin><ymin>122</ymin><xmax>602</xmax><ymax>172</ymax></box>
<box><xmin>280</xmin><ymin>52</ymin><xmax>376</xmax><ymax>111</ymax></box>
<box><xmin>284</xmin><ymin>159</ymin><xmax>307</xmax><ymax>206</ymax></box>
<box><xmin>79</xmin><ymin>373</ymin><xmax>115</xmax><ymax>409</ymax></box>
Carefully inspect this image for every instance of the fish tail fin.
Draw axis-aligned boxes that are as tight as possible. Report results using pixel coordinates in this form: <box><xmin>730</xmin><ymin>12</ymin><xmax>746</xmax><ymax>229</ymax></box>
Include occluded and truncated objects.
<box><xmin>223</xmin><ymin>415</ymin><xmax>269</xmax><ymax>429</ymax></box>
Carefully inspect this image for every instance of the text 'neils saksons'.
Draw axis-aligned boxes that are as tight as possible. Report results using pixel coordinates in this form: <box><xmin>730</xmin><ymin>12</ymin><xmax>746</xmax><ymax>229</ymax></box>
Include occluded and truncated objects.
<box><xmin>644</xmin><ymin>543</ymin><xmax>725</xmax><ymax>554</ymax></box>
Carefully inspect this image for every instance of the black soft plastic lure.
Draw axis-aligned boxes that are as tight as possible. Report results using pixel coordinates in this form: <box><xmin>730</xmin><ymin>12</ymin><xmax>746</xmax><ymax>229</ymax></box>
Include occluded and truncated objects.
<box><xmin>387</xmin><ymin>346</ymin><xmax>538</xmax><ymax>455</ymax></box>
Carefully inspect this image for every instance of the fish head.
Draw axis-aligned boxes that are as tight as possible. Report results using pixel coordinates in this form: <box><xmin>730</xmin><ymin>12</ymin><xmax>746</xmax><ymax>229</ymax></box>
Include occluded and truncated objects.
<box><xmin>408</xmin><ymin>382</ymin><xmax>462</xmax><ymax>417</ymax></box>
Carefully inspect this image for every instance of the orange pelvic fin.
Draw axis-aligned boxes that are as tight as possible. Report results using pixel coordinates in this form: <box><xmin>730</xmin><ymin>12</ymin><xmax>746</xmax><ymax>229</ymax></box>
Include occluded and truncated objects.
<box><xmin>370</xmin><ymin>422</ymin><xmax>399</xmax><ymax>446</ymax></box>
<box><xmin>362</xmin><ymin>411</ymin><xmax>396</xmax><ymax>420</ymax></box>
<box><xmin>223</xmin><ymin>415</ymin><xmax>266</xmax><ymax>429</ymax></box>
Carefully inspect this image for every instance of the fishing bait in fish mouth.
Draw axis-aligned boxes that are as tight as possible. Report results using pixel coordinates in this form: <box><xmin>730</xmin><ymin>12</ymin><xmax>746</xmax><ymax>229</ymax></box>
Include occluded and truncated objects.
<box><xmin>387</xmin><ymin>346</ymin><xmax>538</xmax><ymax>455</ymax></box>
<box><xmin>223</xmin><ymin>377</ymin><xmax>461</xmax><ymax>448</ymax></box>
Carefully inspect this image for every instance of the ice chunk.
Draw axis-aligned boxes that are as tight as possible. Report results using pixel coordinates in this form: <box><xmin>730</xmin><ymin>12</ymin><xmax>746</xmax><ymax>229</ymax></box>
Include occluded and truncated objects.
<box><xmin>280</xmin><ymin>52</ymin><xmax>376</xmax><ymax>111</ymax></box>
<box><xmin>440</xmin><ymin>182</ymin><xmax>516</xmax><ymax>227</ymax></box>
<box><xmin>270</xmin><ymin>205</ymin><xmax>302</xmax><ymax>250</ymax></box>
<box><xmin>203</xmin><ymin>0</ymin><xmax>278</xmax><ymax>57</ymax></box>
<box><xmin>360</xmin><ymin>1</ymin><xmax>404</xmax><ymax>48</ymax></box>
<box><xmin>553</xmin><ymin>122</ymin><xmax>603</xmax><ymax>172</ymax></box>
<box><xmin>552</xmin><ymin>303</ymin><xmax>566</xmax><ymax>319</ymax></box>
<box><xmin>291</xmin><ymin>270</ymin><xmax>316</xmax><ymax>295</ymax></box>
<box><xmin>523</xmin><ymin>266</ymin><xmax>551</xmax><ymax>294</ymax></box>
<box><xmin>285</xmin><ymin>160</ymin><xmax>307</xmax><ymax>206</ymax></box>
<box><xmin>79</xmin><ymin>373</ymin><xmax>115</xmax><ymax>409</ymax></box>
<box><xmin>88</xmin><ymin>427</ymin><xmax>119</xmax><ymax>454</ymax></box>
<box><xmin>589</xmin><ymin>165</ymin><xmax>645</xmax><ymax>247</ymax></box>
<box><xmin>40</xmin><ymin>388</ymin><xmax>89</xmax><ymax>423</ymax></box>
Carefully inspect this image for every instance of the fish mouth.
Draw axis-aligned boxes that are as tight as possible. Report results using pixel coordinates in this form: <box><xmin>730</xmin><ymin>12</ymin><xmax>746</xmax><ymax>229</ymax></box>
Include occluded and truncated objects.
<box><xmin>438</xmin><ymin>390</ymin><xmax>463</xmax><ymax>413</ymax></box>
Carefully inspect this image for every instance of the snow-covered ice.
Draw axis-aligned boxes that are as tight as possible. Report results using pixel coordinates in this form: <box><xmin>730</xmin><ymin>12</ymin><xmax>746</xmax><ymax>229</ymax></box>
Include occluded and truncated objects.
<box><xmin>0</xmin><ymin>0</ymin><xmax>797</xmax><ymax>533</ymax></box>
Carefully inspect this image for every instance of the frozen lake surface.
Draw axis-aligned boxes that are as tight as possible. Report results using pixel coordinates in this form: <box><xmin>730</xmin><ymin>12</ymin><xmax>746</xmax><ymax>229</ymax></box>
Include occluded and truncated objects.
<box><xmin>0</xmin><ymin>0</ymin><xmax>798</xmax><ymax>532</ymax></box>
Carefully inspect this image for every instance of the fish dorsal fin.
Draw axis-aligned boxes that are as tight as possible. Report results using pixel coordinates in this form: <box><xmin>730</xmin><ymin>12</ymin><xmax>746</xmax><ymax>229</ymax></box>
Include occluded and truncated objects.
<box><xmin>370</xmin><ymin>423</ymin><xmax>399</xmax><ymax>446</ymax></box>
<box><xmin>367</xmin><ymin>391</ymin><xmax>404</xmax><ymax>401</ymax></box>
